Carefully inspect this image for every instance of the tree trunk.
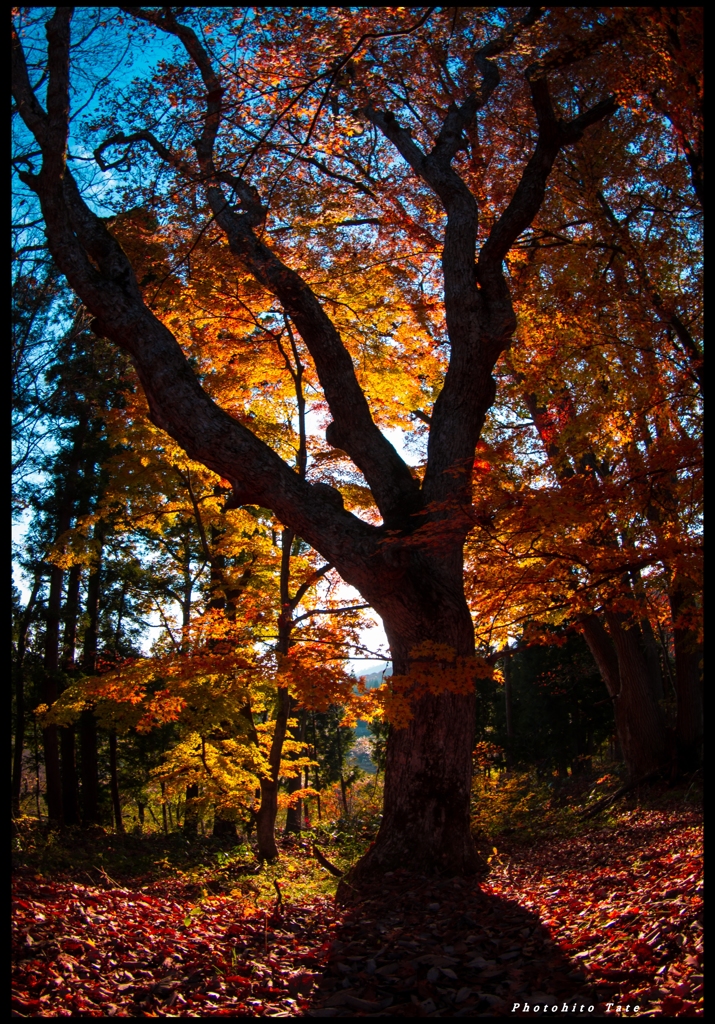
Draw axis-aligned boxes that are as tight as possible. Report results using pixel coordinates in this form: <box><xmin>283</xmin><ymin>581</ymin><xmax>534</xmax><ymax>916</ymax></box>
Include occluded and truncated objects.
<box><xmin>503</xmin><ymin>649</ymin><xmax>514</xmax><ymax>766</ymax></box>
<box><xmin>79</xmin><ymin>711</ymin><xmax>99</xmax><ymax>825</ymax></box>
<box><xmin>108</xmin><ymin>731</ymin><xmax>124</xmax><ymax>833</ymax></box>
<box><xmin>604</xmin><ymin>611</ymin><xmax>669</xmax><ymax>776</ymax></box>
<box><xmin>669</xmin><ymin>576</ymin><xmax>703</xmax><ymax>771</ymax></box>
<box><xmin>352</xmin><ymin>571</ymin><xmax>482</xmax><ymax>878</ymax></box>
<box><xmin>80</xmin><ymin>527</ymin><xmax>104</xmax><ymax>825</ymax></box>
<box><xmin>60</xmin><ymin>563</ymin><xmax>82</xmax><ymax>825</ymax></box>
<box><xmin>581</xmin><ymin>612</ymin><xmax>669</xmax><ymax>778</ymax></box>
<box><xmin>59</xmin><ymin>728</ymin><xmax>79</xmax><ymax>826</ymax></box>
<box><xmin>255</xmin><ymin>778</ymin><xmax>280</xmax><ymax>861</ymax></box>
<box><xmin>254</xmin><ymin>685</ymin><xmax>293</xmax><ymax>861</ymax></box>
<box><xmin>285</xmin><ymin>709</ymin><xmax>307</xmax><ymax>834</ymax></box>
<box><xmin>636</xmin><ymin>614</ymin><xmax>665</xmax><ymax>704</ymax></box>
<box><xmin>41</xmin><ymin>413</ymin><xmax>88</xmax><ymax>826</ymax></box>
<box><xmin>12</xmin><ymin>575</ymin><xmax>40</xmax><ymax>818</ymax></box>
<box><xmin>42</xmin><ymin>561</ymin><xmax>64</xmax><ymax>825</ymax></box>
<box><xmin>284</xmin><ymin>774</ymin><xmax>303</xmax><ymax>835</ymax></box>
<box><xmin>253</xmin><ymin>523</ymin><xmax>303</xmax><ymax>857</ymax></box>
<box><xmin>33</xmin><ymin>718</ymin><xmax>42</xmax><ymax>819</ymax></box>
<box><xmin>161</xmin><ymin>780</ymin><xmax>168</xmax><ymax>833</ymax></box>
<box><xmin>361</xmin><ymin>689</ymin><xmax>479</xmax><ymax>875</ymax></box>
<box><xmin>183</xmin><ymin>783</ymin><xmax>200</xmax><ymax>836</ymax></box>
<box><xmin>12</xmin><ymin>653</ymin><xmax>26</xmax><ymax>819</ymax></box>
<box><xmin>580</xmin><ymin>613</ymin><xmax>620</xmax><ymax>697</ymax></box>
<box><xmin>212</xmin><ymin>805</ymin><xmax>238</xmax><ymax>842</ymax></box>
<box><xmin>335</xmin><ymin>723</ymin><xmax>349</xmax><ymax>816</ymax></box>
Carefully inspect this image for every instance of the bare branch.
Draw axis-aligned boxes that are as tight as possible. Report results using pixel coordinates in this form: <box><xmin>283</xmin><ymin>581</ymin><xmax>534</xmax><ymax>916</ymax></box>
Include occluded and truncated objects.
<box><xmin>118</xmin><ymin>7</ymin><xmax>422</xmax><ymax>527</ymax></box>
<box><xmin>292</xmin><ymin>603</ymin><xmax>370</xmax><ymax>625</ymax></box>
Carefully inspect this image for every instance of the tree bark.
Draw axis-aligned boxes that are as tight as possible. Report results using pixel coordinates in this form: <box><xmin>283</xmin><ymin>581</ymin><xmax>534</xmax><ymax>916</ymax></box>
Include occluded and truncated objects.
<box><xmin>42</xmin><ymin>560</ymin><xmax>64</xmax><ymax>824</ymax></box>
<box><xmin>255</xmin><ymin>778</ymin><xmax>280</xmax><ymax>861</ymax></box>
<box><xmin>13</xmin><ymin>575</ymin><xmax>40</xmax><ymax>818</ymax></box>
<box><xmin>254</xmin><ymin>685</ymin><xmax>293</xmax><ymax>861</ymax></box>
<box><xmin>503</xmin><ymin>649</ymin><xmax>514</xmax><ymax>766</ymax></box>
<box><xmin>353</xmin><ymin>558</ymin><xmax>483</xmax><ymax>877</ymax></box>
<box><xmin>361</xmin><ymin>688</ymin><xmax>479</xmax><ymax>875</ymax></box>
<box><xmin>183</xmin><ymin>783</ymin><xmax>200</xmax><ymax>836</ymax></box>
<box><xmin>284</xmin><ymin>773</ymin><xmax>304</xmax><ymax>835</ymax></box>
<box><xmin>60</xmin><ymin>563</ymin><xmax>82</xmax><ymax>825</ymax></box>
<box><xmin>108</xmin><ymin>731</ymin><xmax>124</xmax><ymax>833</ymax></box>
<box><xmin>78</xmin><ymin>711</ymin><xmax>99</xmax><ymax>825</ymax></box>
<box><xmin>581</xmin><ymin>612</ymin><xmax>669</xmax><ymax>778</ymax></box>
<box><xmin>669</xmin><ymin>576</ymin><xmax>703</xmax><ymax>770</ymax></box>
<box><xmin>80</xmin><ymin>525</ymin><xmax>104</xmax><ymax>824</ymax></box>
<box><xmin>604</xmin><ymin>611</ymin><xmax>669</xmax><ymax>776</ymax></box>
<box><xmin>161</xmin><ymin>780</ymin><xmax>168</xmax><ymax>833</ymax></box>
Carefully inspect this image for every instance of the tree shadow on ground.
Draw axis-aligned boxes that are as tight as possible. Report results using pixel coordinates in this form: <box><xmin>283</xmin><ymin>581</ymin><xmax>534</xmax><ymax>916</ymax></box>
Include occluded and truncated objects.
<box><xmin>304</xmin><ymin>869</ymin><xmax>605</xmax><ymax>1017</ymax></box>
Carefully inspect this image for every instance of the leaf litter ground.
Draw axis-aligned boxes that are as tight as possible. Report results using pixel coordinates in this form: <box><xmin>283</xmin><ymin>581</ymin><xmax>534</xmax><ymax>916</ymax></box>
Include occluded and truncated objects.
<box><xmin>12</xmin><ymin>808</ymin><xmax>702</xmax><ymax>1017</ymax></box>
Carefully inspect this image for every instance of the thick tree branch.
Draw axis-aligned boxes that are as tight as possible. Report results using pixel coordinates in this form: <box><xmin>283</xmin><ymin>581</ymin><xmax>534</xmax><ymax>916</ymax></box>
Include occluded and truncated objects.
<box><xmin>94</xmin><ymin>129</ymin><xmax>194</xmax><ymax>177</ymax></box>
<box><xmin>361</xmin><ymin>10</ymin><xmax>549</xmax><ymax>514</ymax></box>
<box><xmin>12</xmin><ymin>36</ymin><xmax>388</xmax><ymax>591</ymax></box>
<box><xmin>11</xmin><ymin>23</ymin><xmax>50</xmax><ymax>147</ymax></box>
<box><xmin>115</xmin><ymin>7</ymin><xmax>422</xmax><ymax>529</ymax></box>
<box><xmin>289</xmin><ymin>563</ymin><xmax>334</xmax><ymax>612</ymax></box>
<box><xmin>478</xmin><ymin>84</ymin><xmax>617</xmax><ymax>281</ymax></box>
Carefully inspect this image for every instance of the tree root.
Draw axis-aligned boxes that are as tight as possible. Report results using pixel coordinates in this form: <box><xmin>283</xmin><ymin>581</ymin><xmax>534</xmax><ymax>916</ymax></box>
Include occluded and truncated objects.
<box><xmin>312</xmin><ymin>842</ymin><xmax>343</xmax><ymax>877</ymax></box>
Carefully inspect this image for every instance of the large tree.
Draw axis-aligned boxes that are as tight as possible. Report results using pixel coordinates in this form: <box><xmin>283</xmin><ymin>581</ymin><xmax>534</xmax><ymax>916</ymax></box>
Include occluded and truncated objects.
<box><xmin>13</xmin><ymin>7</ymin><xmax>690</xmax><ymax>874</ymax></box>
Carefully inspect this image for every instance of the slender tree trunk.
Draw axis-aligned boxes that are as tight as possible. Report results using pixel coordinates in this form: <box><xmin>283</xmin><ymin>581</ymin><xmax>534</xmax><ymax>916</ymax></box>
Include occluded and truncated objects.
<box><xmin>285</xmin><ymin>710</ymin><xmax>306</xmax><ymax>834</ymax></box>
<box><xmin>60</xmin><ymin>564</ymin><xmax>81</xmax><ymax>825</ymax></box>
<box><xmin>256</xmin><ymin>348</ymin><xmax>308</xmax><ymax>850</ymax></box>
<box><xmin>503</xmin><ymin>650</ymin><xmax>514</xmax><ymax>767</ymax></box>
<box><xmin>183</xmin><ymin>784</ymin><xmax>200</xmax><ymax>835</ymax></box>
<box><xmin>79</xmin><ymin>712</ymin><xmax>99</xmax><ymax>825</ymax></box>
<box><xmin>12</xmin><ymin>658</ymin><xmax>26</xmax><ymax>818</ymax></box>
<box><xmin>335</xmin><ymin>721</ymin><xmax>349</xmax><ymax>816</ymax></box>
<box><xmin>12</xmin><ymin>575</ymin><xmax>40</xmax><ymax>818</ymax></box>
<box><xmin>59</xmin><ymin>729</ymin><xmax>78</xmax><ymax>826</ymax></box>
<box><xmin>80</xmin><ymin>526</ymin><xmax>104</xmax><ymax>825</ymax></box>
<box><xmin>42</xmin><ymin>561</ymin><xmax>64</xmax><ymax>824</ymax></box>
<box><xmin>161</xmin><ymin>780</ymin><xmax>168</xmax><ymax>833</ymax></box>
<box><xmin>33</xmin><ymin>718</ymin><xmax>42</xmax><ymax>819</ymax></box>
<box><xmin>284</xmin><ymin>774</ymin><xmax>303</xmax><ymax>835</ymax></box>
<box><xmin>42</xmin><ymin>414</ymin><xmax>88</xmax><ymax>825</ymax></box>
<box><xmin>669</xmin><ymin>576</ymin><xmax>703</xmax><ymax>771</ymax></box>
<box><xmin>255</xmin><ymin>778</ymin><xmax>280</xmax><ymax>861</ymax></box>
<box><xmin>108</xmin><ymin>731</ymin><xmax>124</xmax><ymax>833</ymax></box>
<box><xmin>254</xmin><ymin>685</ymin><xmax>293</xmax><ymax>861</ymax></box>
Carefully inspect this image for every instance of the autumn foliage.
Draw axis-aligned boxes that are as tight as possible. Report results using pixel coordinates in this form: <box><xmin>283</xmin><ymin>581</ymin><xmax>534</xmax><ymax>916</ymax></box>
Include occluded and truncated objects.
<box><xmin>12</xmin><ymin>6</ymin><xmax>702</xmax><ymax>1016</ymax></box>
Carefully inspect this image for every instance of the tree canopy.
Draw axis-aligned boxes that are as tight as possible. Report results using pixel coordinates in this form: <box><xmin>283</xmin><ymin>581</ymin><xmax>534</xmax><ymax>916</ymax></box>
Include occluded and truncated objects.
<box><xmin>12</xmin><ymin>7</ymin><xmax>701</xmax><ymax>878</ymax></box>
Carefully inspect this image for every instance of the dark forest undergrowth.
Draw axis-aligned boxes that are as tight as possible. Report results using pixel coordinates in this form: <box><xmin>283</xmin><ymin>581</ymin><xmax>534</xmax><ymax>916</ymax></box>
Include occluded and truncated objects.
<box><xmin>12</xmin><ymin>776</ymin><xmax>702</xmax><ymax>1018</ymax></box>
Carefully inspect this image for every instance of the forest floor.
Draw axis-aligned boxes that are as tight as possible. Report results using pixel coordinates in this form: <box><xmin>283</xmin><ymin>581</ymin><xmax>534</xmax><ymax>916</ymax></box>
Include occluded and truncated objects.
<box><xmin>12</xmin><ymin>780</ymin><xmax>702</xmax><ymax>1018</ymax></box>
